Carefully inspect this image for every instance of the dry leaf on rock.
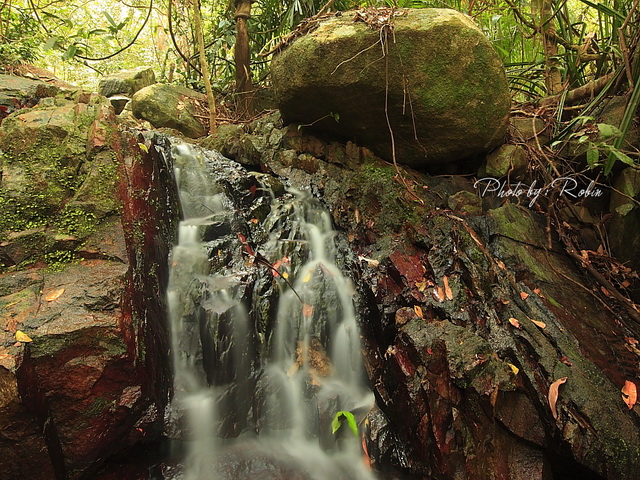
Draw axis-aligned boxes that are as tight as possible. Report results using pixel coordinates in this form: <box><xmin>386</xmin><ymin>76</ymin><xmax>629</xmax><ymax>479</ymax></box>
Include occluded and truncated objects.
<box><xmin>548</xmin><ymin>377</ymin><xmax>568</xmax><ymax>420</ymax></box>
<box><xmin>529</xmin><ymin>318</ymin><xmax>546</xmax><ymax>329</ymax></box>
<box><xmin>302</xmin><ymin>304</ymin><xmax>314</xmax><ymax>318</ymax></box>
<box><xmin>621</xmin><ymin>380</ymin><xmax>637</xmax><ymax>409</ymax></box>
<box><xmin>443</xmin><ymin>276</ymin><xmax>453</xmax><ymax>300</ymax></box>
<box><xmin>15</xmin><ymin>330</ymin><xmax>32</xmax><ymax>343</ymax></box>
<box><xmin>508</xmin><ymin>317</ymin><xmax>522</xmax><ymax>330</ymax></box>
<box><xmin>45</xmin><ymin>287</ymin><xmax>65</xmax><ymax>302</ymax></box>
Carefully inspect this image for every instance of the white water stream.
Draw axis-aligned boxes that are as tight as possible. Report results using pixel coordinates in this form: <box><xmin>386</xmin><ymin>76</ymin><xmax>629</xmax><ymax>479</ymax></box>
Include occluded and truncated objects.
<box><xmin>166</xmin><ymin>142</ymin><xmax>375</xmax><ymax>480</ymax></box>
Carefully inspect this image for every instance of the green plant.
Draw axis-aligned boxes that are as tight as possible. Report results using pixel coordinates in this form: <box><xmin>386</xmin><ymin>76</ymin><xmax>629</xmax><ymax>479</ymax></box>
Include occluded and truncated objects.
<box><xmin>331</xmin><ymin>410</ymin><xmax>358</xmax><ymax>437</ymax></box>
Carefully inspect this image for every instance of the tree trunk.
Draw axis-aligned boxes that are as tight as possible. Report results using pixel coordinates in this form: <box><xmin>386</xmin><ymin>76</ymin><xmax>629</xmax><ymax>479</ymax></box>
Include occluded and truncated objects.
<box><xmin>234</xmin><ymin>0</ymin><xmax>254</xmax><ymax>118</ymax></box>
<box><xmin>535</xmin><ymin>0</ymin><xmax>564</xmax><ymax>95</ymax></box>
<box><xmin>192</xmin><ymin>0</ymin><xmax>217</xmax><ymax>135</ymax></box>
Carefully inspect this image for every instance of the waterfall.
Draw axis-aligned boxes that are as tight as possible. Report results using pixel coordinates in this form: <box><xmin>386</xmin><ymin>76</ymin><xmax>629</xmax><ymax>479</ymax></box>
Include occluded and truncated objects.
<box><xmin>165</xmin><ymin>140</ymin><xmax>376</xmax><ymax>480</ymax></box>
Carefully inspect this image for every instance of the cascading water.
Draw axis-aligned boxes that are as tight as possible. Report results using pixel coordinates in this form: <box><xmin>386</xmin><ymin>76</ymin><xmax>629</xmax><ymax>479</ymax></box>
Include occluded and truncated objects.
<box><xmin>165</xmin><ymin>140</ymin><xmax>376</xmax><ymax>480</ymax></box>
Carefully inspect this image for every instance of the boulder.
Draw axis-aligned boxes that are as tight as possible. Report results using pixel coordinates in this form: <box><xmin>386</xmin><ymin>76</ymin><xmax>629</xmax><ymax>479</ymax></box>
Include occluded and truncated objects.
<box><xmin>0</xmin><ymin>74</ymin><xmax>60</xmax><ymax>123</ymax></box>
<box><xmin>0</xmin><ymin>94</ymin><xmax>119</xmax><ymax>268</ymax></box>
<box><xmin>97</xmin><ymin>66</ymin><xmax>155</xmax><ymax>98</ymax></box>
<box><xmin>270</xmin><ymin>8</ymin><xmax>510</xmax><ymax>168</ymax></box>
<box><xmin>131</xmin><ymin>84</ymin><xmax>207</xmax><ymax>138</ymax></box>
<box><xmin>0</xmin><ymin>96</ymin><xmax>177</xmax><ymax>478</ymax></box>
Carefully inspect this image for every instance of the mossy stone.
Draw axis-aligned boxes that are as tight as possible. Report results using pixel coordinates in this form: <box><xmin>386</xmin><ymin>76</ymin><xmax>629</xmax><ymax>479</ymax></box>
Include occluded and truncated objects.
<box><xmin>131</xmin><ymin>84</ymin><xmax>206</xmax><ymax>138</ymax></box>
<box><xmin>271</xmin><ymin>8</ymin><xmax>510</xmax><ymax>168</ymax></box>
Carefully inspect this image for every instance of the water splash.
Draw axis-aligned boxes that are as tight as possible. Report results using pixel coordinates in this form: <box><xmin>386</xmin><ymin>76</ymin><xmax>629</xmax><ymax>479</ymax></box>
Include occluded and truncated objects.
<box><xmin>165</xmin><ymin>141</ymin><xmax>375</xmax><ymax>480</ymax></box>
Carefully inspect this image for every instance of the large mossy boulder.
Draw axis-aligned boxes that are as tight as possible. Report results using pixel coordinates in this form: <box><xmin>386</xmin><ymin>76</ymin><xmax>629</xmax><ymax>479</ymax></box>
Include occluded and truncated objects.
<box><xmin>270</xmin><ymin>8</ymin><xmax>511</xmax><ymax>168</ymax></box>
<box><xmin>131</xmin><ymin>84</ymin><xmax>206</xmax><ymax>138</ymax></box>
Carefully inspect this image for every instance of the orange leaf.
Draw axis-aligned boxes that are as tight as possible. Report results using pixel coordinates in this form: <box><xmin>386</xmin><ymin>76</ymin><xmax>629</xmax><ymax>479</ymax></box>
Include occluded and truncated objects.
<box><xmin>508</xmin><ymin>317</ymin><xmax>522</xmax><ymax>330</ymax></box>
<box><xmin>548</xmin><ymin>377</ymin><xmax>568</xmax><ymax>420</ymax></box>
<box><xmin>302</xmin><ymin>304</ymin><xmax>314</xmax><ymax>318</ymax></box>
<box><xmin>436</xmin><ymin>286</ymin><xmax>445</xmax><ymax>302</ymax></box>
<box><xmin>443</xmin><ymin>276</ymin><xmax>453</xmax><ymax>301</ymax></box>
<box><xmin>496</xmin><ymin>259</ymin><xmax>506</xmax><ymax>270</ymax></box>
<box><xmin>45</xmin><ymin>287</ymin><xmax>65</xmax><ymax>302</ymax></box>
<box><xmin>529</xmin><ymin>318</ymin><xmax>546</xmax><ymax>329</ymax></box>
<box><xmin>622</xmin><ymin>380</ymin><xmax>637</xmax><ymax>410</ymax></box>
<box><xmin>414</xmin><ymin>305</ymin><xmax>424</xmax><ymax>319</ymax></box>
<box><xmin>520</xmin><ymin>292</ymin><xmax>529</xmax><ymax>300</ymax></box>
<box><xmin>533</xmin><ymin>288</ymin><xmax>541</xmax><ymax>295</ymax></box>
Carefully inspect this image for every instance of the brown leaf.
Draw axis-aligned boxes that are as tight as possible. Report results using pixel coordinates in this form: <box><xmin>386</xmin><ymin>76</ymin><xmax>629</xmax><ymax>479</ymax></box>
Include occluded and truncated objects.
<box><xmin>496</xmin><ymin>259</ymin><xmax>506</xmax><ymax>270</ymax></box>
<box><xmin>436</xmin><ymin>286</ymin><xmax>445</xmax><ymax>302</ymax></box>
<box><xmin>622</xmin><ymin>380</ymin><xmax>637</xmax><ymax>410</ymax></box>
<box><xmin>559</xmin><ymin>356</ymin><xmax>573</xmax><ymax>367</ymax></box>
<box><xmin>414</xmin><ymin>305</ymin><xmax>424</xmax><ymax>319</ymax></box>
<box><xmin>601</xmin><ymin>286</ymin><xmax>611</xmax><ymax>297</ymax></box>
<box><xmin>45</xmin><ymin>287</ymin><xmax>65</xmax><ymax>302</ymax></box>
<box><xmin>520</xmin><ymin>292</ymin><xmax>529</xmax><ymax>300</ymax></box>
<box><xmin>302</xmin><ymin>304</ymin><xmax>314</xmax><ymax>318</ymax></box>
<box><xmin>508</xmin><ymin>317</ymin><xmax>522</xmax><ymax>330</ymax></box>
<box><xmin>443</xmin><ymin>276</ymin><xmax>453</xmax><ymax>301</ymax></box>
<box><xmin>548</xmin><ymin>377</ymin><xmax>568</xmax><ymax>420</ymax></box>
<box><xmin>529</xmin><ymin>318</ymin><xmax>546</xmax><ymax>329</ymax></box>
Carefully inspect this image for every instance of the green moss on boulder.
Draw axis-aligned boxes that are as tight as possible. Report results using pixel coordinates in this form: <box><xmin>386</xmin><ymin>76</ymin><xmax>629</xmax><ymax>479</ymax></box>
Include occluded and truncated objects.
<box><xmin>271</xmin><ymin>8</ymin><xmax>510</xmax><ymax>168</ymax></box>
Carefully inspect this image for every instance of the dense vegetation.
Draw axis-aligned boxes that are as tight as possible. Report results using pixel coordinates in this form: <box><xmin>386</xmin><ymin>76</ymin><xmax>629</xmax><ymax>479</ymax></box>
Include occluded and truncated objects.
<box><xmin>1</xmin><ymin>0</ymin><xmax>638</xmax><ymax>170</ymax></box>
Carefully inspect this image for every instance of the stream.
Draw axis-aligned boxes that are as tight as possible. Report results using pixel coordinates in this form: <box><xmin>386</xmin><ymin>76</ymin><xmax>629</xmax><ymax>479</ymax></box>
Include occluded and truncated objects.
<box><xmin>165</xmin><ymin>140</ymin><xmax>376</xmax><ymax>479</ymax></box>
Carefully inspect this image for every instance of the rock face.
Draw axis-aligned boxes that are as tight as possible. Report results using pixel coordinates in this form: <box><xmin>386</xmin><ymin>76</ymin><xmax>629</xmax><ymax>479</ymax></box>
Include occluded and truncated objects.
<box><xmin>131</xmin><ymin>84</ymin><xmax>207</xmax><ymax>138</ymax></box>
<box><xmin>98</xmin><ymin>66</ymin><xmax>156</xmax><ymax>98</ymax></box>
<box><xmin>209</xmin><ymin>112</ymin><xmax>640</xmax><ymax>480</ymax></box>
<box><xmin>0</xmin><ymin>74</ymin><xmax>61</xmax><ymax>123</ymax></box>
<box><xmin>0</xmin><ymin>87</ymin><xmax>177</xmax><ymax>479</ymax></box>
<box><xmin>270</xmin><ymin>8</ymin><xmax>511</xmax><ymax>168</ymax></box>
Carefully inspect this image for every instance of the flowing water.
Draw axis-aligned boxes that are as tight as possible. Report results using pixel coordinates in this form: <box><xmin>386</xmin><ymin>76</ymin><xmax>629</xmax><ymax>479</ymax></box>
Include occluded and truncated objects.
<box><xmin>165</xmin><ymin>141</ymin><xmax>376</xmax><ymax>480</ymax></box>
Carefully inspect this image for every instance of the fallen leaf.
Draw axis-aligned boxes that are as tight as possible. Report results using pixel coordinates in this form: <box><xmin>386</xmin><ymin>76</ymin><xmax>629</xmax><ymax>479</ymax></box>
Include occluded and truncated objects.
<box><xmin>45</xmin><ymin>287</ymin><xmax>65</xmax><ymax>302</ymax></box>
<box><xmin>415</xmin><ymin>279</ymin><xmax>430</xmax><ymax>292</ymax></box>
<box><xmin>508</xmin><ymin>317</ymin><xmax>522</xmax><ymax>330</ymax></box>
<box><xmin>282</xmin><ymin>272</ymin><xmax>289</xmax><ymax>280</ymax></box>
<box><xmin>548</xmin><ymin>377</ymin><xmax>568</xmax><ymax>420</ymax></box>
<box><xmin>507</xmin><ymin>363</ymin><xmax>519</xmax><ymax>375</ymax></box>
<box><xmin>414</xmin><ymin>305</ymin><xmax>424</xmax><ymax>319</ymax></box>
<box><xmin>137</xmin><ymin>142</ymin><xmax>149</xmax><ymax>153</ymax></box>
<box><xmin>15</xmin><ymin>330</ymin><xmax>32</xmax><ymax>343</ymax></box>
<box><xmin>302</xmin><ymin>269</ymin><xmax>312</xmax><ymax>283</ymax></box>
<box><xmin>625</xmin><ymin>337</ymin><xmax>639</xmax><ymax>346</ymax></box>
<box><xmin>529</xmin><ymin>318</ymin><xmax>546</xmax><ymax>329</ymax></box>
<box><xmin>622</xmin><ymin>380</ymin><xmax>637</xmax><ymax>410</ymax></box>
<box><xmin>559</xmin><ymin>356</ymin><xmax>573</xmax><ymax>366</ymax></box>
<box><xmin>436</xmin><ymin>286</ymin><xmax>445</xmax><ymax>302</ymax></box>
<box><xmin>601</xmin><ymin>286</ymin><xmax>611</xmax><ymax>297</ymax></box>
<box><xmin>250</xmin><ymin>218</ymin><xmax>259</xmax><ymax>224</ymax></box>
<box><xmin>302</xmin><ymin>304</ymin><xmax>314</xmax><ymax>318</ymax></box>
<box><xmin>496</xmin><ymin>259</ymin><xmax>506</xmax><ymax>270</ymax></box>
<box><xmin>533</xmin><ymin>288</ymin><xmax>541</xmax><ymax>295</ymax></box>
<box><xmin>426</xmin><ymin>347</ymin><xmax>433</xmax><ymax>355</ymax></box>
<box><xmin>357</xmin><ymin>255</ymin><xmax>380</xmax><ymax>267</ymax></box>
<box><xmin>443</xmin><ymin>276</ymin><xmax>453</xmax><ymax>301</ymax></box>
<box><xmin>520</xmin><ymin>292</ymin><xmax>529</xmax><ymax>300</ymax></box>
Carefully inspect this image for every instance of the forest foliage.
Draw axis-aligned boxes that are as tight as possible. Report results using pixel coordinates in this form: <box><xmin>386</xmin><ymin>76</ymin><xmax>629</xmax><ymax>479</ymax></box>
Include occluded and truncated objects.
<box><xmin>0</xmin><ymin>0</ymin><xmax>639</xmax><ymax>169</ymax></box>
